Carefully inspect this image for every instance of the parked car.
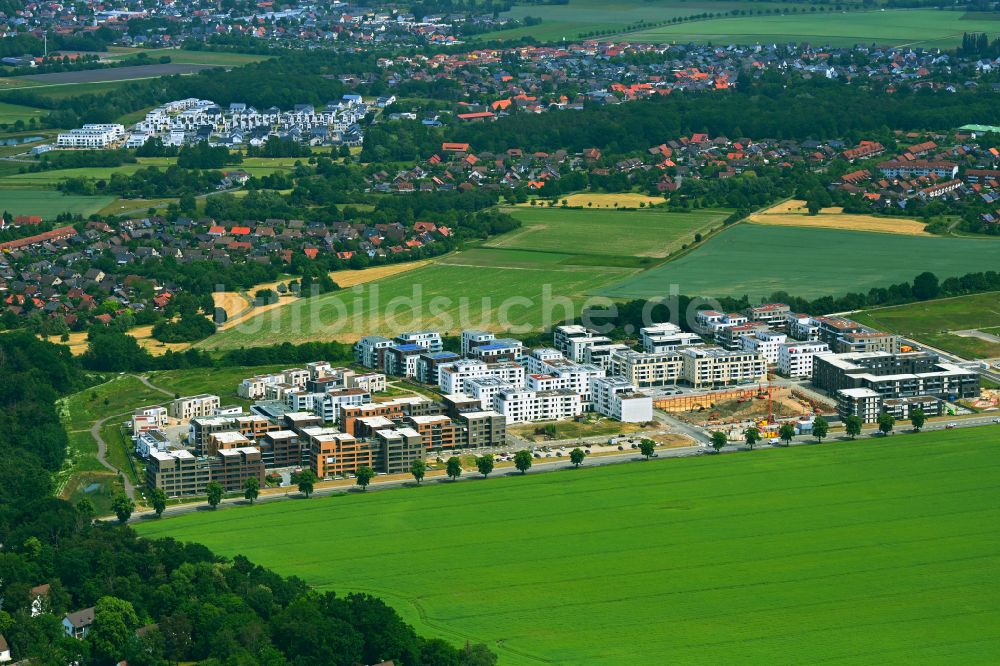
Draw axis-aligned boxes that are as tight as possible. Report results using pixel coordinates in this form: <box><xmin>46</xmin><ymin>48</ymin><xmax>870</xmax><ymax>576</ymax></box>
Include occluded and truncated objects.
<box><xmin>945</xmin><ymin>423</ymin><xmax>958</xmax><ymax>429</ymax></box>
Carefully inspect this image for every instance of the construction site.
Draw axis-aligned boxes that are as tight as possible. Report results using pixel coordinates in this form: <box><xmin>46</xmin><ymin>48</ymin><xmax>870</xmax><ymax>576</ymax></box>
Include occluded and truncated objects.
<box><xmin>654</xmin><ymin>378</ymin><xmax>835</xmax><ymax>437</ymax></box>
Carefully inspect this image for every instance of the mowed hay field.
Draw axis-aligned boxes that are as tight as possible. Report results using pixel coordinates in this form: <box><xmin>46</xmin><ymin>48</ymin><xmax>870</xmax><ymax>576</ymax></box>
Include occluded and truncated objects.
<box><xmin>599</xmin><ymin>224</ymin><xmax>1000</xmax><ymax>300</ymax></box>
<box><xmin>854</xmin><ymin>292</ymin><xmax>1000</xmax><ymax>359</ymax></box>
<box><xmin>137</xmin><ymin>430</ymin><xmax>1000</xmax><ymax>665</ymax></box>
<box><xmin>749</xmin><ymin>199</ymin><xmax>930</xmax><ymax>236</ymax></box>
<box><xmin>623</xmin><ymin>9</ymin><xmax>990</xmax><ymax>47</ymax></box>
<box><xmin>493</xmin><ymin>207</ymin><xmax>728</xmax><ymax>258</ymax></box>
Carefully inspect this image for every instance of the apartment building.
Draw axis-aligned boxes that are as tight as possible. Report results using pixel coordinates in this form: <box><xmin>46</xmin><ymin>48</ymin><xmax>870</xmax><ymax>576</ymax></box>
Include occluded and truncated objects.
<box><xmin>302</xmin><ymin>427</ymin><xmax>372</xmax><ymax>478</ymax></box>
<box><xmin>813</xmin><ymin>351</ymin><xmax>979</xmax><ymax>403</ymax></box>
<box><xmin>496</xmin><ymin>388</ymin><xmax>582</xmax><ymax>424</ymax></box>
<box><xmin>206</xmin><ymin>430</ymin><xmax>251</xmax><ymax>457</ymax></box>
<box><xmin>831</xmin><ymin>332</ymin><xmax>900</xmax><ymax>355</ymax></box>
<box><xmin>639</xmin><ymin>322</ymin><xmax>702</xmax><ymax>353</ymax></box>
<box><xmin>882</xmin><ymin>395</ymin><xmax>942</xmax><ymax>420</ymax></box>
<box><xmin>188</xmin><ymin>415</ymin><xmax>238</xmax><ymax>454</ymax></box>
<box><xmin>134</xmin><ymin>405</ymin><xmax>167</xmax><ymax>428</ymax></box>
<box><xmin>170</xmin><ymin>394</ymin><xmax>221</xmax><ymax>420</ymax></box>
<box><xmin>457</xmin><ymin>410</ymin><xmax>506</xmax><ymax>449</ymax></box>
<box><xmin>777</xmin><ymin>341</ymin><xmax>831</xmax><ymax>378</ymax></box>
<box><xmin>679</xmin><ymin>347</ymin><xmax>768</xmax><ymax>388</ymax></box>
<box><xmin>395</xmin><ymin>330</ymin><xmax>443</xmax><ymax>353</ymax></box>
<box><xmin>257</xmin><ymin>430</ymin><xmax>310</xmax><ymax>468</ymax></box>
<box><xmin>339</xmin><ymin>396</ymin><xmax>440</xmax><ymax>435</ymax></box>
<box><xmin>525</xmin><ymin>359</ymin><xmax>605</xmax><ymax>407</ymax></box>
<box><xmin>589</xmin><ymin>376</ymin><xmax>653</xmax><ymax>423</ymax></box>
<box><xmin>469</xmin><ymin>339</ymin><xmax>524</xmax><ymax>363</ymax></box>
<box><xmin>56</xmin><ymin>123</ymin><xmax>125</xmax><ymax>148</ymax></box>
<box><xmin>147</xmin><ymin>450</ymin><xmax>212</xmax><ymax>497</ymax></box>
<box><xmin>416</xmin><ymin>351</ymin><xmax>463</xmax><ymax>384</ymax></box>
<box><xmin>134</xmin><ymin>429</ymin><xmax>170</xmax><ymax>459</ymax></box>
<box><xmin>461</xmin><ymin>329</ymin><xmax>496</xmax><ymax>356</ymax></box>
<box><xmin>354</xmin><ymin>335</ymin><xmax>394</xmax><ymax>368</ymax></box>
<box><xmin>439</xmin><ymin>359</ymin><xmax>525</xmax><ymax>394</ymax></box>
<box><xmin>462</xmin><ymin>376</ymin><xmax>514</xmax><ymax>409</ymax></box>
<box><xmin>211</xmin><ymin>447</ymin><xmax>266</xmax><ymax>492</ymax></box>
<box><xmin>566</xmin><ymin>334</ymin><xmax>614</xmax><ymax>364</ymax></box>
<box><xmin>286</xmin><ymin>388</ymin><xmax>370</xmax><ymax>423</ymax></box>
<box><xmin>552</xmin><ymin>324</ymin><xmax>593</xmax><ymax>358</ymax></box>
<box><xmin>372</xmin><ymin>427</ymin><xmax>425</xmax><ymax>474</ymax></box>
<box><xmin>405</xmin><ymin>414</ymin><xmax>463</xmax><ymax>451</ymax></box>
<box><xmin>351</xmin><ymin>372</ymin><xmax>387</xmax><ymax>393</ymax></box>
<box><xmin>740</xmin><ymin>331</ymin><xmax>787</xmax><ymax>364</ymax></box>
<box><xmin>583</xmin><ymin>342</ymin><xmax>630</xmax><ymax>370</ymax></box>
<box><xmin>610</xmin><ymin>350</ymin><xmax>682</xmax><ymax>387</ymax></box>
<box><xmin>837</xmin><ymin>388</ymin><xmax>883</xmax><ymax>422</ymax></box>
<box><xmin>383</xmin><ymin>344</ymin><xmax>426</xmax><ymax>378</ymax></box>
<box><xmin>787</xmin><ymin>313</ymin><xmax>820</xmax><ymax>341</ymax></box>
<box><xmin>717</xmin><ymin>321</ymin><xmax>769</xmax><ymax>351</ymax></box>
<box><xmin>742</xmin><ymin>303</ymin><xmax>790</xmax><ymax>329</ymax></box>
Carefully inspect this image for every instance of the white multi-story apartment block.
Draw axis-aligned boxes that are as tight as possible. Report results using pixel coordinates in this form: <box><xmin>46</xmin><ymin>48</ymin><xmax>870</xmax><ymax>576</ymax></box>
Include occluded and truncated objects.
<box><xmin>740</xmin><ymin>331</ymin><xmax>787</xmax><ymax>364</ymax></box>
<box><xmin>350</xmin><ymin>372</ymin><xmax>386</xmax><ymax>393</ymax></box>
<box><xmin>169</xmin><ymin>394</ymin><xmax>221</xmax><ymax>420</ymax></box>
<box><xmin>134</xmin><ymin>429</ymin><xmax>170</xmax><ymax>459</ymax></box>
<box><xmin>522</xmin><ymin>348</ymin><xmax>566</xmax><ymax>374</ymax></box>
<box><xmin>640</xmin><ymin>322</ymin><xmax>703</xmax><ymax>353</ymax></box>
<box><xmin>56</xmin><ymin>124</ymin><xmax>125</xmax><ymax>148</ymax></box>
<box><xmin>496</xmin><ymin>389</ymin><xmax>582</xmax><ymax>424</ymax></box>
<box><xmin>354</xmin><ymin>335</ymin><xmax>394</xmax><ymax>368</ymax></box>
<box><xmin>610</xmin><ymin>350</ymin><xmax>682</xmax><ymax>387</ymax></box>
<box><xmin>777</xmin><ymin>341</ymin><xmax>831</xmax><ymax>378</ymax></box>
<box><xmin>553</xmin><ymin>324</ymin><xmax>594</xmax><ymax>358</ymax></box>
<box><xmin>584</xmin><ymin>342</ymin><xmax>630</xmax><ymax>370</ymax></box>
<box><xmin>679</xmin><ymin>347</ymin><xmax>767</xmax><ymax>388</ymax></box>
<box><xmin>463</xmin><ymin>377</ymin><xmax>518</xmax><ymax>410</ymax></box>
<box><xmin>590</xmin><ymin>376</ymin><xmax>653</xmax><ymax>423</ymax></box>
<box><xmin>134</xmin><ymin>405</ymin><xmax>167</xmax><ymax>427</ymax></box>
<box><xmin>566</xmin><ymin>334</ymin><xmax>613</xmax><ymax>363</ymax></box>
<box><xmin>439</xmin><ymin>359</ymin><xmax>525</xmax><ymax>395</ymax></box>
<box><xmin>395</xmin><ymin>330</ymin><xmax>442</xmax><ymax>352</ymax></box>
<box><xmin>461</xmin><ymin>329</ymin><xmax>496</xmax><ymax>356</ymax></box>
<box><xmin>787</xmin><ymin>313</ymin><xmax>820</xmax><ymax>341</ymax></box>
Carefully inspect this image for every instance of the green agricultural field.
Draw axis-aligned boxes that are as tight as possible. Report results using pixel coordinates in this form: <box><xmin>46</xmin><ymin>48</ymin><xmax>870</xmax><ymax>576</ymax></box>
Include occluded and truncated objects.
<box><xmin>475</xmin><ymin>0</ymin><xmax>798</xmax><ymax>41</ymax></box>
<box><xmin>0</xmin><ymin>79</ymin><xmax>141</xmax><ymax>100</ymax></box>
<box><xmin>495</xmin><ymin>207</ymin><xmax>728</xmax><ymax>258</ymax></box>
<box><xmin>137</xmin><ymin>430</ymin><xmax>1000</xmax><ymax>665</ymax></box>
<box><xmin>854</xmin><ymin>292</ymin><xmax>1000</xmax><ymax>359</ymax></box>
<box><xmin>105</xmin><ymin>48</ymin><xmax>269</xmax><ymax>67</ymax></box>
<box><xmin>599</xmin><ymin>224</ymin><xmax>1000</xmax><ymax>301</ymax></box>
<box><xmin>0</xmin><ymin>188</ymin><xmax>113</xmax><ymax>218</ymax></box>
<box><xmin>623</xmin><ymin>8</ymin><xmax>991</xmax><ymax>48</ymax></box>
<box><xmin>199</xmin><ymin>252</ymin><xmax>631</xmax><ymax>349</ymax></box>
<box><xmin>0</xmin><ymin>100</ymin><xmax>45</xmax><ymax>125</ymax></box>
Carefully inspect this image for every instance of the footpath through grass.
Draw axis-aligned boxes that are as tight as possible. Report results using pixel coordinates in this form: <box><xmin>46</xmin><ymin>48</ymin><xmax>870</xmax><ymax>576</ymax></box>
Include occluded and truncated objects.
<box><xmin>137</xmin><ymin>429</ymin><xmax>1000</xmax><ymax>665</ymax></box>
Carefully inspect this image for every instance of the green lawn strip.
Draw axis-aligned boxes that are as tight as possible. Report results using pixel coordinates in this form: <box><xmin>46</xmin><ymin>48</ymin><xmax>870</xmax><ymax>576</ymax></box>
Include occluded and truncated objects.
<box><xmin>137</xmin><ymin>429</ymin><xmax>1000</xmax><ymax>665</ymax></box>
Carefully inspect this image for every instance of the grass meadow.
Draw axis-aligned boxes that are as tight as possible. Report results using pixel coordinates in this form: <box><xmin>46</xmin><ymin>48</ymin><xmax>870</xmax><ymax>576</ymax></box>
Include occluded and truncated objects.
<box><xmin>599</xmin><ymin>224</ymin><xmax>1000</xmax><ymax>301</ymax></box>
<box><xmin>623</xmin><ymin>8</ymin><xmax>991</xmax><ymax>47</ymax></box>
<box><xmin>495</xmin><ymin>206</ymin><xmax>728</xmax><ymax>258</ymax></box>
<box><xmin>0</xmin><ymin>188</ymin><xmax>113</xmax><ymax>218</ymax></box>
<box><xmin>198</xmin><ymin>205</ymin><xmax>734</xmax><ymax>348</ymax></box>
<box><xmin>136</xmin><ymin>429</ymin><xmax>1000</xmax><ymax>664</ymax></box>
<box><xmin>853</xmin><ymin>292</ymin><xmax>1000</xmax><ymax>359</ymax></box>
<box><xmin>198</xmin><ymin>252</ymin><xmax>629</xmax><ymax>348</ymax></box>
<box><xmin>0</xmin><ymin>100</ymin><xmax>46</xmax><ymax>125</ymax></box>
<box><xmin>475</xmin><ymin>0</ymin><xmax>799</xmax><ymax>41</ymax></box>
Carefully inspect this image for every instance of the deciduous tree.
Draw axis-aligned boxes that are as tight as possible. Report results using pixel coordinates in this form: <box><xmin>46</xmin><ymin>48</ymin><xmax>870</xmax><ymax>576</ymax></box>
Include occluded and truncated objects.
<box><xmin>355</xmin><ymin>465</ymin><xmax>374</xmax><ymax>491</ymax></box>
<box><xmin>446</xmin><ymin>456</ymin><xmax>462</xmax><ymax>480</ymax></box>
<box><xmin>206</xmin><ymin>481</ymin><xmax>223</xmax><ymax>509</ymax></box>
<box><xmin>639</xmin><ymin>439</ymin><xmax>656</xmax><ymax>459</ymax></box>
<box><xmin>476</xmin><ymin>454</ymin><xmax>495</xmax><ymax>478</ymax></box>
<box><xmin>410</xmin><ymin>459</ymin><xmax>426</xmax><ymax>485</ymax></box>
<box><xmin>514</xmin><ymin>450</ymin><xmax>532</xmax><ymax>474</ymax></box>
<box><xmin>244</xmin><ymin>476</ymin><xmax>260</xmax><ymax>504</ymax></box>
<box><xmin>570</xmin><ymin>447</ymin><xmax>586</xmax><ymax>467</ymax></box>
